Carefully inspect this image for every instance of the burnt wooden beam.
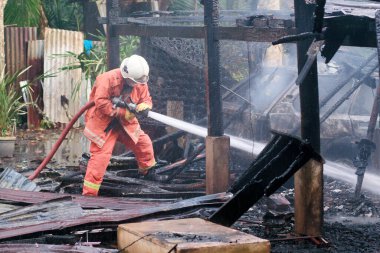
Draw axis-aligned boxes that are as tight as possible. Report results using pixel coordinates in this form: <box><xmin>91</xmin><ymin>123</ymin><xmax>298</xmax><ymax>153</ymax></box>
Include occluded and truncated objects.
<box><xmin>113</xmin><ymin>24</ymin><xmax>296</xmax><ymax>42</ymax></box>
<box><xmin>204</xmin><ymin>0</ymin><xmax>230</xmax><ymax>195</ymax></box>
<box><xmin>324</xmin><ymin>15</ymin><xmax>377</xmax><ymax>48</ymax></box>
<box><xmin>209</xmin><ymin>132</ymin><xmax>322</xmax><ymax>227</ymax></box>
<box><xmin>294</xmin><ymin>0</ymin><xmax>323</xmax><ymax>237</ymax></box>
<box><xmin>83</xmin><ymin>0</ymin><xmax>105</xmax><ymax>39</ymax></box>
<box><xmin>204</xmin><ymin>0</ymin><xmax>223</xmax><ymax>136</ymax></box>
<box><xmin>103</xmin><ymin>173</ymin><xmax>204</xmax><ymax>192</ymax></box>
<box><xmin>106</xmin><ymin>0</ymin><xmax>120</xmax><ymax>70</ymax></box>
<box><xmin>155</xmin><ymin>153</ymin><xmax>205</xmax><ymax>174</ymax></box>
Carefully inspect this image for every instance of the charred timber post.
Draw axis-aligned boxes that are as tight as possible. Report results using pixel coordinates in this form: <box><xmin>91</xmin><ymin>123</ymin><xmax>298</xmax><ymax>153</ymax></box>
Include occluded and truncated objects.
<box><xmin>294</xmin><ymin>0</ymin><xmax>323</xmax><ymax>237</ymax></box>
<box><xmin>83</xmin><ymin>0</ymin><xmax>105</xmax><ymax>40</ymax></box>
<box><xmin>204</xmin><ymin>0</ymin><xmax>230</xmax><ymax>194</ymax></box>
<box><xmin>204</xmin><ymin>0</ymin><xmax>223</xmax><ymax>136</ymax></box>
<box><xmin>106</xmin><ymin>0</ymin><xmax>120</xmax><ymax>70</ymax></box>
<box><xmin>209</xmin><ymin>132</ymin><xmax>323</xmax><ymax>227</ymax></box>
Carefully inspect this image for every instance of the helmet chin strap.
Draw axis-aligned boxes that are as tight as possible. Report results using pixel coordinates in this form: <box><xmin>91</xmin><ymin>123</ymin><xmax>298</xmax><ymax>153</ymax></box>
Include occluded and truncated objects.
<box><xmin>124</xmin><ymin>76</ymin><xmax>137</xmax><ymax>84</ymax></box>
<box><xmin>126</xmin><ymin>75</ymin><xmax>149</xmax><ymax>85</ymax></box>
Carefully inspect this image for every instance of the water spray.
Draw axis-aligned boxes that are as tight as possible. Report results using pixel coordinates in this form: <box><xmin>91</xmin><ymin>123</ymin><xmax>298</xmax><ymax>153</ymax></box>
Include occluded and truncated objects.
<box><xmin>148</xmin><ymin>111</ymin><xmax>380</xmax><ymax>195</ymax></box>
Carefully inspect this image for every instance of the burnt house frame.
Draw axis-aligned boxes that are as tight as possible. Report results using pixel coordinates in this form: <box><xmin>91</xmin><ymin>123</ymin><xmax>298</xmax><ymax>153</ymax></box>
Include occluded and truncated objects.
<box><xmin>100</xmin><ymin>0</ymin><xmax>380</xmax><ymax>237</ymax></box>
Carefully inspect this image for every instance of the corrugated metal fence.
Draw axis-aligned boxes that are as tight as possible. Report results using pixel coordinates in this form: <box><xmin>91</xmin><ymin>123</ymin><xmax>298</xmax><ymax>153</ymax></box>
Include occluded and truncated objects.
<box><xmin>5</xmin><ymin>27</ymin><xmax>37</xmax><ymax>82</ymax></box>
<box><xmin>26</xmin><ymin>40</ymin><xmax>44</xmax><ymax>129</ymax></box>
<box><xmin>43</xmin><ymin>28</ymin><xmax>84</xmax><ymax>124</ymax></box>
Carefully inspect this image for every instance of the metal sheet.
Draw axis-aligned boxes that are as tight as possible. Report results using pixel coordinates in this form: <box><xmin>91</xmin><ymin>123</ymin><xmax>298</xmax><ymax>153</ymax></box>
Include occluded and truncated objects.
<box><xmin>5</xmin><ymin>27</ymin><xmax>37</xmax><ymax>80</ymax></box>
<box><xmin>0</xmin><ymin>188</ymin><xmax>170</xmax><ymax>210</ymax></box>
<box><xmin>43</xmin><ymin>28</ymin><xmax>84</xmax><ymax>124</ymax></box>
<box><xmin>0</xmin><ymin>168</ymin><xmax>40</xmax><ymax>191</ymax></box>
<box><xmin>0</xmin><ymin>244</ymin><xmax>116</xmax><ymax>253</ymax></box>
<box><xmin>26</xmin><ymin>40</ymin><xmax>44</xmax><ymax>129</ymax></box>
<box><xmin>0</xmin><ymin>197</ymin><xmax>83</xmax><ymax>229</ymax></box>
<box><xmin>0</xmin><ymin>193</ymin><xmax>230</xmax><ymax>240</ymax></box>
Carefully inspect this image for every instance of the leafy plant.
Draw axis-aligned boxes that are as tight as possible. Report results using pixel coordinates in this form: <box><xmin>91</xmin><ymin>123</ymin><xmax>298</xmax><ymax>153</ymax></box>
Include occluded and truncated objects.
<box><xmin>42</xmin><ymin>0</ymin><xmax>83</xmax><ymax>31</ymax></box>
<box><xmin>57</xmin><ymin>34</ymin><xmax>140</xmax><ymax>86</ymax></box>
<box><xmin>5</xmin><ymin>0</ymin><xmax>84</xmax><ymax>31</ymax></box>
<box><xmin>4</xmin><ymin>0</ymin><xmax>41</xmax><ymax>27</ymax></box>
<box><xmin>0</xmin><ymin>69</ymin><xmax>29</xmax><ymax>137</ymax></box>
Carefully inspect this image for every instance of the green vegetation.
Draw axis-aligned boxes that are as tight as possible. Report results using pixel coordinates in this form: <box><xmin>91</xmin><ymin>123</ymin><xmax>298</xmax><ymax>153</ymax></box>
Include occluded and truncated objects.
<box><xmin>0</xmin><ymin>70</ymin><xmax>29</xmax><ymax>136</ymax></box>
<box><xmin>58</xmin><ymin>34</ymin><xmax>140</xmax><ymax>84</ymax></box>
<box><xmin>4</xmin><ymin>0</ymin><xmax>41</xmax><ymax>27</ymax></box>
<box><xmin>4</xmin><ymin>0</ymin><xmax>83</xmax><ymax>31</ymax></box>
<box><xmin>42</xmin><ymin>0</ymin><xmax>83</xmax><ymax>31</ymax></box>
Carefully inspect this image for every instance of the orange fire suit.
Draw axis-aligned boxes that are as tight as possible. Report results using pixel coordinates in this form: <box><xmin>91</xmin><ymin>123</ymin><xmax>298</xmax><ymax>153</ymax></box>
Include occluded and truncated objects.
<box><xmin>82</xmin><ymin>69</ymin><xmax>156</xmax><ymax>196</ymax></box>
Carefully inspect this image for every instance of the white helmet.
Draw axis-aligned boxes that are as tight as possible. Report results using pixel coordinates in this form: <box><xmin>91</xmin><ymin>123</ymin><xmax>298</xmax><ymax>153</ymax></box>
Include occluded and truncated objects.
<box><xmin>120</xmin><ymin>55</ymin><xmax>149</xmax><ymax>83</ymax></box>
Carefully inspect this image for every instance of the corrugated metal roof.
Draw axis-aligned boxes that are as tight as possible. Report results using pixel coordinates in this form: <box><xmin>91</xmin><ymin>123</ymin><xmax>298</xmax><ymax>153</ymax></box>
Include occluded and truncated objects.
<box><xmin>0</xmin><ymin>168</ymin><xmax>40</xmax><ymax>191</ymax></box>
<box><xmin>0</xmin><ymin>188</ymin><xmax>172</xmax><ymax>210</ymax></box>
<box><xmin>0</xmin><ymin>244</ymin><xmax>116</xmax><ymax>253</ymax></box>
<box><xmin>0</xmin><ymin>192</ymin><xmax>230</xmax><ymax>240</ymax></box>
<box><xmin>5</xmin><ymin>27</ymin><xmax>37</xmax><ymax>81</ymax></box>
<box><xmin>0</xmin><ymin>197</ymin><xmax>83</xmax><ymax>229</ymax></box>
<box><xmin>43</xmin><ymin>28</ymin><xmax>84</xmax><ymax>124</ymax></box>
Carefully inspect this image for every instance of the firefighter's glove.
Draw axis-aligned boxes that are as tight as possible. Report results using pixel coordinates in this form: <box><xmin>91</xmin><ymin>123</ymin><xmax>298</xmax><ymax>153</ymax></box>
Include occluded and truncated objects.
<box><xmin>117</xmin><ymin>108</ymin><xmax>135</xmax><ymax>121</ymax></box>
<box><xmin>135</xmin><ymin>103</ymin><xmax>151</xmax><ymax>119</ymax></box>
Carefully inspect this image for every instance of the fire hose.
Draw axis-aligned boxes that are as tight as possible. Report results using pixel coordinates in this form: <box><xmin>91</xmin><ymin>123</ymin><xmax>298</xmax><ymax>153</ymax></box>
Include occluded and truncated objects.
<box><xmin>27</xmin><ymin>97</ymin><xmax>259</xmax><ymax>181</ymax></box>
<box><xmin>28</xmin><ymin>99</ymin><xmax>148</xmax><ymax>180</ymax></box>
<box><xmin>28</xmin><ymin>101</ymin><xmax>95</xmax><ymax>180</ymax></box>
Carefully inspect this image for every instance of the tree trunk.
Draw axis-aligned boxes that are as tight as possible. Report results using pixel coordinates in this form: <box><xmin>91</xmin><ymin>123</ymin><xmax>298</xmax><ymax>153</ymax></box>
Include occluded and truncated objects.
<box><xmin>39</xmin><ymin>4</ymin><xmax>49</xmax><ymax>39</ymax></box>
<box><xmin>0</xmin><ymin>0</ymin><xmax>7</xmax><ymax>73</ymax></box>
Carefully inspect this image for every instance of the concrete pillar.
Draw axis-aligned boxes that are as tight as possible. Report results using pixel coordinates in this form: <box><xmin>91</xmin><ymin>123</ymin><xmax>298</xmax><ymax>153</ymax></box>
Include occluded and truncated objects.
<box><xmin>206</xmin><ymin>136</ymin><xmax>230</xmax><ymax>194</ymax></box>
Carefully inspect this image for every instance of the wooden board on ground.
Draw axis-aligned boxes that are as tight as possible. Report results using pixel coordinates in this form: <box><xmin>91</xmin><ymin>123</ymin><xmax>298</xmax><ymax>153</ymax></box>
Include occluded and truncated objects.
<box><xmin>117</xmin><ymin>218</ymin><xmax>270</xmax><ymax>253</ymax></box>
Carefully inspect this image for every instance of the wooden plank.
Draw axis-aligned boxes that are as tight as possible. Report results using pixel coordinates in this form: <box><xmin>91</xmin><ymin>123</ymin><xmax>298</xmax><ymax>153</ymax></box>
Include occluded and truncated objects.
<box><xmin>114</xmin><ymin>21</ymin><xmax>378</xmax><ymax>47</ymax></box>
<box><xmin>294</xmin><ymin>159</ymin><xmax>324</xmax><ymax>236</ymax></box>
<box><xmin>118</xmin><ymin>218</ymin><xmax>270</xmax><ymax>253</ymax></box>
<box><xmin>206</xmin><ymin>136</ymin><xmax>230</xmax><ymax>194</ymax></box>
<box><xmin>166</xmin><ymin>100</ymin><xmax>185</xmax><ymax>147</ymax></box>
<box><xmin>218</xmin><ymin>26</ymin><xmax>295</xmax><ymax>42</ymax></box>
<box><xmin>113</xmin><ymin>24</ymin><xmax>295</xmax><ymax>42</ymax></box>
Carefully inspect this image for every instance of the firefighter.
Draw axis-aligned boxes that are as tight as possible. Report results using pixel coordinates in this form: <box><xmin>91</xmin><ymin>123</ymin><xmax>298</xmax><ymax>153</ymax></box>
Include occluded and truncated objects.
<box><xmin>82</xmin><ymin>54</ymin><xmax>156</xmax><ymax>196</ymax></box>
